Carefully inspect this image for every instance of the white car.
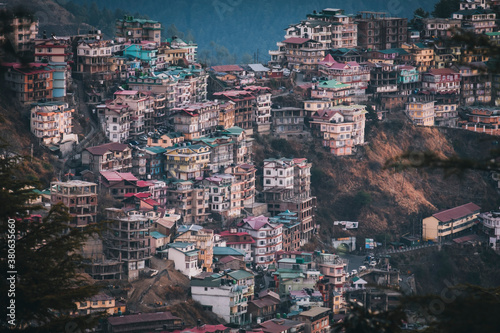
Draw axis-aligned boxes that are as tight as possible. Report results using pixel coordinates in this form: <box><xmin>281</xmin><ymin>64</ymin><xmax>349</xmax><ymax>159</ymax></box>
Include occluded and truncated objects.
<box><xmin>369</xmin><ymin>261</ymin><xmax>377</xmax><ymax>267</ymax></box>
<box><xmin>351</xmin><ymin>269</ymin><xmax>358</xmax><ymax>275</ymax></box>
<box><xmin>359</xmin><ymin>265</ymin><xmax>367</xmax><ymax>271</ymax></box>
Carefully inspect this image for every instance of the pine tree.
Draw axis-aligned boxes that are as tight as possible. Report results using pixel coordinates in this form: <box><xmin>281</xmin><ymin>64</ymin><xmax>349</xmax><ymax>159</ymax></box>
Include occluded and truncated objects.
<box><xmin>0</xmin><ymin>144</ymin><xmax>103</xmax><ymax>332</ymax></box>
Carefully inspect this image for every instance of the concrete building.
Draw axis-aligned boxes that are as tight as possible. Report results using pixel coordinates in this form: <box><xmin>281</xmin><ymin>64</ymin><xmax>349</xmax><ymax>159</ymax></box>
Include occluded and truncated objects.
<box><xmin>478</xmin><ymin>211</ymin><xmax>500</xmax><ymax>251</ymax></box>
<box><xmin>191</xmin><ymin>273</ymin><xmax>249</xmax><ymax>325</ymax></box>
<box><xmin>356</xmin><ymin>11</ymin><xmax>408</xmax><ymax>50</ymax></box>
<box><xmin>167</xmin><ymin>242</ymin><xmax>202</xmax><ymax>278</ymax></box>
<box><xmin>82</xmin><ymin>143</ymin><xmax>133</xmax><ymax>174</ymax></box>
<box><xmin>30</xmin><ymin>101</ymin><xmax>74</xmax><ymax>145</ymax></box>
<box><xmin>104</xmin><ymin>208</ymin><xmax>153</xmax><ymax>281</ymax></box>
<box><xmin>2</xmin><ymin>63</ymin><xmax>54</xmax><ymax>103</ymax></box>
<box><xmin>175</xmin><ymin>224</ymin><xmax>214</xmax><ymax>272</ymax></box>
<box><xmin>115</xmin><ymin>16</ymin><xmax>162</xmax><ymax>43</ymax></box>
<box><xmin>50</xmin><ymin>180</ymin><xmax>97</xmax><ymax>228</ymax></box>
<box><xmin>165</xmin><ymin>179</ymin><xmax>210</xmax><ymax>224</ymax></box>
<box><xmin>405</xmin><ymin>98</ymin><xmax>435</xmax><ymax>126</ymax></box>
<box><xmin>237</xmin><ymin>215</ymin><xmax>283</xmax><ymax>268</ymax></box>
<box><xmin>422</xmin><ymin>202</ymin><xmax>481</xmax><ymax>242</ymax></box>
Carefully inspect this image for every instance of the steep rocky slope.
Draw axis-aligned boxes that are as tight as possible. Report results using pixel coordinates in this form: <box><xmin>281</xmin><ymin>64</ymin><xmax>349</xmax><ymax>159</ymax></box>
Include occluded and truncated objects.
<box><xmin>253</xmin><ymin>112</ymin><xmax>500</xmax><ymax>243</ymax></box>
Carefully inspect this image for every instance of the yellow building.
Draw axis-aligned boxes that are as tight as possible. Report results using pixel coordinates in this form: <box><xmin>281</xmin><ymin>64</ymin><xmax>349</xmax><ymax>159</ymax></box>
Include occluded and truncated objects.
<box><xmin>405</xmin><ymin>99</ymin><xmax>435</xmax><ymax>126</ymax></box>
<box><xmin>147</xmin><ymin>132</ymin><xmax>185</xmax><ymax>148</ymax></box>
<box><xmin>164</xmin><ymin>144</ymin><xmax>211</xmax><ymax>180</ymax></box>
<box><xmin>74</xmin><ymin>293</ymin><xmax>126</xmax><ymax>316</ymax></box>
<box><xmin>402</xmin><ymin>43</ymin><xmax>435</xmax><ymax>72</ymax></box>
<box><xmin>175</xmin><ymin>224</ymin><xmax>214</xmax><ymax>272</ymax></box>
<box><xmin>423</xmin><ymin>202</ymin><xmax>481</xmax><ymax>242</ymax></box>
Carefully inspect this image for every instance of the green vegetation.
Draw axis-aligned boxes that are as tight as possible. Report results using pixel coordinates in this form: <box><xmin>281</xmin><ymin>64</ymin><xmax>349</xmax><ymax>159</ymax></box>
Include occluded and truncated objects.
<box><xmin>0</xmin><ymin>143</ymin><xmax>103</xmax><ymax>332</ymax></box>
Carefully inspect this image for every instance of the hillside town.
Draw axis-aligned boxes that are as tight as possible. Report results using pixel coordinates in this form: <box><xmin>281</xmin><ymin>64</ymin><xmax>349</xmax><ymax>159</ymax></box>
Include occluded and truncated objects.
<box><xmin>2</xmin><ymin>0</ymin><xmax>500</xmax><ymax>332</ymax></box>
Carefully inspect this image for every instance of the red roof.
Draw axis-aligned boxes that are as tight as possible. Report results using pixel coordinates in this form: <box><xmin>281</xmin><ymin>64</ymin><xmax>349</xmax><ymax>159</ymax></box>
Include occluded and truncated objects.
<box><xmin>108</xmin><ymin>311</ymin><xmax>180</xmax><ymax>326</ymax></box>
<box><xmin>218</xmin><ymin>255</ymin><xmax>242</xmax><ymax>264</ymax></box>
<box><xmin>114</xmin><ymin>90</ymin><xmax>138</xmax><ymax>95</ymax></box>
<box><xmin>124</xmin><ymin>192</ymin><xmax>151</xmax><ymax>198</ymax></box>
<box><xmin>137</xmin><ymin>180</ymin><xmax>154</xmax><ymax>187</ymax></box>
<box><xmin>211</xmin><ymin>65</ymin><xmax>244</xmax><ymax>72</ymax></box>
<box><xmin>143</xmin><ymin>198</ymin><xmax>160</xmax><ymax>206</ymax></box>
<box><xmin>282</xmin><ymin>37</ymin><xmax>315</xmax><ymax>44</ymax></box>
<box><xmin>100</xmin><ymin>170</ymin><xmax>138</xmax><ymax>182</ymax></box>
<box><xmin>432</xmin><ymin>202</ymin><xmax>481</xmax><ymax>223</ymax></box>
<box><xmin>171</xmin><ymin>324</ymin><xmax>228</xmax><ymax>333</ymax></box>
<box><xmin>85</xmin><ymin>142</ymin><xmax>129</xmax><ymax>155</ymax></box>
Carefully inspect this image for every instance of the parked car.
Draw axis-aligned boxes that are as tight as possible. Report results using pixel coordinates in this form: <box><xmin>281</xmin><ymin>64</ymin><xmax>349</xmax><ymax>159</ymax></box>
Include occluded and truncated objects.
<box><xmin>369</xmin><ymin>261</ymin><xmax>377</xmax><ymax>267</ymax></box>
<box><xmin>351</xmin><ymin>269</ymin><xmax>358</xmax><ymax>275</ymax></box>
<box><xmin>359</xmin><ymin>265</ymin><xmax>367</xmax><ymax>271</ymax></box>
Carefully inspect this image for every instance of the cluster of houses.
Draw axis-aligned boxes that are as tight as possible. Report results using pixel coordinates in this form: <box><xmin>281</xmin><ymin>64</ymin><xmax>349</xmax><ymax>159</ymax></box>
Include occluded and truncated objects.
<box><xmin>269</xmin><ymin>2</ymin><xmax>500</xmax><ymax>136</ymax></box>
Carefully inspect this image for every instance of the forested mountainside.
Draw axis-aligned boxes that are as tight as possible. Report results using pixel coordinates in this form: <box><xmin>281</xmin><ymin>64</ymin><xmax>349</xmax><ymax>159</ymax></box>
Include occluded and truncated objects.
<box><xmin>253</xmin><ymin>112</ymin><xmax>500</xmax><ymax>244</ymax></box>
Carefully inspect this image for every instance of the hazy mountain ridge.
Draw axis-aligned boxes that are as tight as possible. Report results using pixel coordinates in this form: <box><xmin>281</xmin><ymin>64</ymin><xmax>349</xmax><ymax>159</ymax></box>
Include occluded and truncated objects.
<box><xmin>71</xmin><ymin>0</ymin><xmax>438</xmax><ymax>63</ymax></box>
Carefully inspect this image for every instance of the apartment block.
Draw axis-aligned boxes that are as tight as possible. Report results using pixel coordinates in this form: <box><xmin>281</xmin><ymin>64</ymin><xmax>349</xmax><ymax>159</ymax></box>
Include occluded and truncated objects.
<box><xmin>405</xmin><ymin>99</ymin><xmax>435</xmax><ymax>126</ymax></box>
<box><xmin>115</xmin><ymin>16</ymin><xmax>162</xmax><ymax>43</ymax></box>
<box><xmin>50</xmin><ymin>180</ymin><xmax>97</xmax><ymax>228</ymax></box>
<box><xmin>30</xmin><ymin>101</ymin><xmax>73</xmax><ymax>145</ymax></box>
<box><xmin>82</xmin><ymin>142</ymin><xmax>133</xmax><ymax>174</ymax></box>
<box><xmin>175</xmin><ymin>224</ymin><xmax>214</xmax><ymax>272</ymax></box>
<box><xmin>461</xmin><ymin>106</ymin><xmax>500</xmax><ymax>135</ymax></box>
<box><xmin>165</xmin><ymin>179</ymin><xmax>210</xmax><ymax>224</ymax></box>
<box><xmin>318</xmin><ymin>54</ymin><xmax>370</xmax><ymax>95</ymax></box>
<box><xmin>356</xmin><ymin>12</ymin><xmax>408</xmax><ymax>50</ymax></box>
<box><xmin>172</xmin><ymin>101</ymin><xmax>221</xmax><ymax>140</ymax></box>
<box><xmin>3</xmin><ymin>63</ymin><xmax>54</xmax><ymax>103</ymax></box>
<box><xmin>212</xmin><ymin>90</ymin><xmax>255</xmax><ymax>134</ymax></box>
<box><xmin>224</xmin><ymin>163</ymin><xmax>256</xmax><ymax>206</ymax></box>
<box><xmin>238</xmin><ymin>215</ymin><xmax>283</xmax><ymax>268</ymax></box>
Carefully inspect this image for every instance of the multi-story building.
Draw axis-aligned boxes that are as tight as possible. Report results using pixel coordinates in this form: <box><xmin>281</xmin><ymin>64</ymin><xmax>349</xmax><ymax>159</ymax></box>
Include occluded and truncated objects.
<box><xmin>191</xmin><ymin>274</ymin><xmax>249</xmax><ymax>325</ymax></box>
<box><xmin>218</xmin><ymin>100</ymin><xmax>236</xmax><ymax>129</ymax></box>
<box><xmin>30</xmin><ymin>101</ymin><xmax>73</xmax><ymax>145</ymax></box>
<box><xmin>167</xmin><ymin>242</ymin><xmax>202</xmax><ymax>278</ymax></box>
<box><xmin>97</xmin><ymin>99</ymin><xmax>131</xmax><ymax>143</ymax></box>
<box><xmin>311</xmin><ymin>79</ymin><xmax>352</xmax><ymax>105</ymax></box>
<box><xmin>296</xmin><ymin>307</ymin><xmax>331</xmax><ymax>333</ymax></box>
<box><xmin>197</xmin><ymin>174</ymin><xmax>243</xmax><ymax>218</ymax></box>
<box><xmin>107</xmin><ymin>312</ymin><xmax>182</xmax><ymax>333</ymax></box>
<box><xmin>478</xmin><ymin>210</ymin><xmax>500</xmax><ymax>251</ymax></box>
<box><xmin>356</xmin><ymin>12</ymin><xmax>407</xmax><ymax>50</ymax></box>
<box><xmin>142</xmin><ymin>146</ymin><xmax>166</xmax><ymax>180</ymax></box>
<box><xmin>271</xmin><ymin>107</ymin><xmax>307</xmax><ymax>138</ymax></box>
<box><xmin>34</xmin><ymin>38</ymin><xmax>72</xmax><ymax>98</ymax></box>
<box><xmin>238</xmin><ymin>215</ymin><xmax>283</xmax><ymax>268</ymax></box>
<box><xmin>99</xmin><ymin>170</ymin><xmax>139</xmax><ymax>200</ymax></box>
<box><xmin>269</xmin><ymin>211</ymin><xmax>302</xmax><ymax>252</ymax></box>
<box><xmin>194</xmin><ymin>137</ymin><xmax>235</xmax><ymax>173</ymax></box>
<box><xmin>305</xmin><ymin>8</ymin><xmax>358</xmax><ymax>48</ymax></box>
<box><xmin>2</xmin><ymin>63</ymin><xmax>54</xmax><ymax>103</ymax></box>
<box><xmin>319</xmin><ymin>55</ymin><xmax>370</xmax><ymax>95</ymax></box>
<box><xmin>366</xmin><ymin>62</ymin><xmax>398</xmax><ymax>97</ymax></box>
<box><xmin>165</xmin><ymin>179</ymin><xmax>210</xmax><ymax>224</ymax></box>
<box><xmin>461</xmin><ymin>106</ymin><xmax>500</xmax><ymax>135</ymax></box>
<box><xmin>243</xmin><ymin>86</ymin><xmax>272</xmax><ymax>133</ymax></box>
<box><xmin>405</xmin><ymin>98</ymin><xmax>435</xmax><ymax>126</ymax></box>
<box><xmin>219</xmin><ymin>127</ymin><xmax>253</xmax><ymax>165</ymax></box>
<box><xmin>421</xmin><ymin>68</ymin><xmax>461</xmax><ymax>104</ymax></box>
<box><xmin>309</xmin><ymin>105</ymin><xmax>366</xmax><ymax>156</ymax></box>
<box><xmin>75</xmin><ymin>40</ymin><xmax>114</xmax><ymax>77</ymax></box>
<box><xmin>224</xmin><ymin>163</ymin><xmax>256</xmax><ymax>206</ymax></box>
<box><xmin>112</xmin><ymin>90</ymin><xmax>154</xmax><ymax>139</ymax></box>
<box><xmin>115</xmin><ymin>16</ymin><xmax>162</xmax><ymax>43</ymax></box>
<box><xmin>82</xmin><ymin>143</ymin><xmax>133</xmax><ymax>174</ymax></box>
<box><xmin>50</xmin><ymin>180</ymin><xmax>97</xmax><ymax>228</ymax></box>
<box><xmin>456</xmin><ymin>63</ymin><xmax>492</xmax><ymax>106</ymax></box>
<box><xmin>6</xmin><ymin>14</ymin><xmax>38</xmax><ymax>56</ymax></box>
<box><xmin>434</xmin><ymin>103</ymin><xmax>459</xmax><ymax>127</ymax></box>
<box><xmin>164</xmin><ymin>144</ymin><xmax>211</xmax><ymax>180</ymax></box>
<box><xmin>402</xmin><ymin>43</ymin><xmax>435</xmax><ymax>72</ymax></box>
<box><xmin>175</xmin><ymin>224</ymin><xmax>214</xmax><ymax>272</ymax></box>
<box><xmin>147</xmin><ymin>132</ymin><xmax>184</xmax><ymax>148</ymax></box>
<box><xmin>104</xmin><ymin>208</ymin><xmax>152</xmax><ymax>281</ymax></box>
<box><xmin>262</xmin><ymin>158</ymin><xmax>316</xmax><ymax>244</ymax></box>
<box><xmin>422</xmin><ymin>202</ymin><xmax>481</xmax><ymax>242</ymax></box>
<box><xmin>396</xmin><ymin>65</ymin><xmax>420</xmax><ymax>96</ymax></box>
<box><xmin>212</xmin><ymin>90</ymin><xmax>255</xmax><ymax>134</ymax></box>
<box><xmin>421</xmin><ymin>18</ymin><xmax>461</xmax><ymax>39</ymax></box>
<box><xmin>316</xmin><ymin>253</ymin><xmax>348</xmax><ymax>311</ymax></box>
<box><xmin>452</xmin><ymin>8</ymin><xmax>496</xmax><ymax>34</ymax></box>
<box><xmin>303</xmin><ymin>99</ymin><xmax>338</xmax><ymax>118</ymax></box>
<box><xmin>281</xmin><ymin>37</ymin><xmax>326</xmax><ymax>73</ymax></box>
<box><xmin>123</xmin><ymin>42</ymin><xmax>158</xmax><ymax>70</ymax></box>
<box><xmin>172</xmin><ymin>101</ymin><xmax>221</xmax><ymax>140</ymax></box>
<box><xmin>218</xmin><ymin>229</ymin><xmax>255</xmax><ymax>262</ymax></box>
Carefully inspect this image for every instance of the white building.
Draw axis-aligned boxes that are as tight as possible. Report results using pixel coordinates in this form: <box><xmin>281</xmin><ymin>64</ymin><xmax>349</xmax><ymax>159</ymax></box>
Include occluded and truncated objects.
<box><xmin>237</xmin><ymin>215</ymin><xmax>283</xmax><ymax>268</ymax></box>
<box><xmin>30</xmin><ymin>101</ymin><xmax>75</xmax><ymax>145</ymax></box>
<box><xmin>263</xmin><ymin>158</ymin><xmax>295</xmax><ymax>191</ymax></box>
<box><xmin>191</xmin><ymin>274</ymin><xmax>249</xmax><ymax>325</ymax></box>
<box><xmin>167</xmin><ymin>242</ymin><xmax>202</xmax><ymax>278</ymax></box>
<box><xmin>479</xmin><ymin>211</ymin><xmax>500</xmax><ymax>251</ymax></box>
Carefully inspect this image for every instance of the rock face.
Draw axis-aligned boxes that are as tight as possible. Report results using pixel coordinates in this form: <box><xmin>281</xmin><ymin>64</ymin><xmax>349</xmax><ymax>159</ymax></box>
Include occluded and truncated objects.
<box><xmin>253</xmin><ymin>112</ymin><xmax>500</xmax><ymax>240</ymax></box>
